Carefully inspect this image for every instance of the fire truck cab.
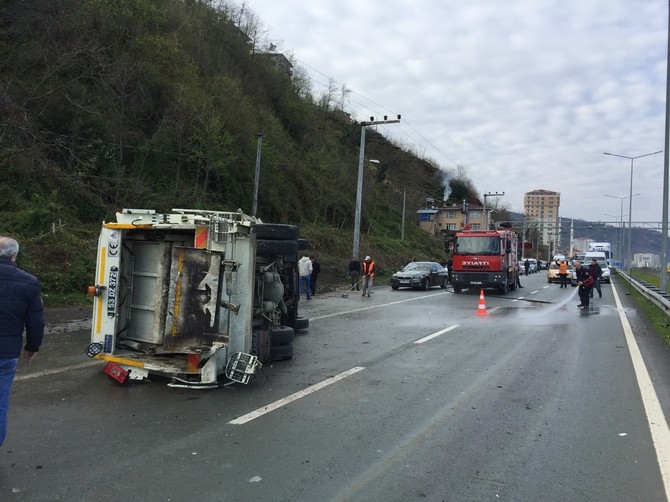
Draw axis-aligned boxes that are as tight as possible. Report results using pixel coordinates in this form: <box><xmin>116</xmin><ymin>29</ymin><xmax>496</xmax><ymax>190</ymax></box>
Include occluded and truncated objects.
<box><xmin>449</xmin><ymin>227</ymin><xmax>519</xmax><ymax>294</ymax></box>
<box><xmin>86</xmin><ymin>208</ymin><xmax>307</xmax><ymax>388</ymax></box>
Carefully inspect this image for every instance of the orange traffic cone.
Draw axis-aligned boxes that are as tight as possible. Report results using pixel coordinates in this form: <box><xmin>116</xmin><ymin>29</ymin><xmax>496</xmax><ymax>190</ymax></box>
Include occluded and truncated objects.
<box><xmin>476</xmin><ymin>289</ymin><xmax>488</xmax><ymax>316</ymax></box>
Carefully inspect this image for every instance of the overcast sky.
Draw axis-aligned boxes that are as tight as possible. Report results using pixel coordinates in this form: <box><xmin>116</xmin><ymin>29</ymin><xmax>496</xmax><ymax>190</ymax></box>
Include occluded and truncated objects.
<box><xmin>244</xmin><ymin>0</ymin><xmax>668</xmax><ymax>227</ymax></box>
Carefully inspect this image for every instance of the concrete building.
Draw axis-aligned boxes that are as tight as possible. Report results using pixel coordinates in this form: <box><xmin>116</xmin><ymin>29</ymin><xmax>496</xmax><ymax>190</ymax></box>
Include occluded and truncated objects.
<box><xmin>633</xmin><ymin>253</ymin><xmax>660</xmax><ymax>268</ymax></box>
<box><xmin>523</xmin><ymin>189</ymin><xmax>561</xmax><ymax>252</ymax></box>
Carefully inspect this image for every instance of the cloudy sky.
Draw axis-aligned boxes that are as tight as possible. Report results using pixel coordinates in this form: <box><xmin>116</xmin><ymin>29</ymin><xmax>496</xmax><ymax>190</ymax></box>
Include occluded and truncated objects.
<box><xmin>244</xmin><ymin>0</ymin><xmax>668</xmax><ymax>226</ymax></box>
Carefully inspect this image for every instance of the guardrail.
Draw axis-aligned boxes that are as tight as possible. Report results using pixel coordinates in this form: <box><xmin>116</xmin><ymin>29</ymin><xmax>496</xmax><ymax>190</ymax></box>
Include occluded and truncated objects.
<box><xmin>616</xmin><ymin>269</ymin><xmax>670</xmax><ymax>320</ymax></box>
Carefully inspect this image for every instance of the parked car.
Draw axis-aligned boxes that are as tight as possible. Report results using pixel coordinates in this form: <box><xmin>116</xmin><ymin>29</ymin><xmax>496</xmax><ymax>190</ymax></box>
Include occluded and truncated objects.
<box><xmin>600</xmin><ymin>265</ymin><xmax>611</xmax><ymax>283</ymax></box>
<box><xmin>391</xmin><ymin>261</ymin><xmax>448</xmax><ymax>290</ymax></box>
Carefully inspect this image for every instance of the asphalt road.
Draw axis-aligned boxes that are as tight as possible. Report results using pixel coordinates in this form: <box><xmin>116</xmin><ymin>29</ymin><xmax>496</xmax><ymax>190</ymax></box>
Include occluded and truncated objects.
<box><xmin>2</xmin><ymin>273</ymin><xmax>670</xmax><ymax>501</ymax></box>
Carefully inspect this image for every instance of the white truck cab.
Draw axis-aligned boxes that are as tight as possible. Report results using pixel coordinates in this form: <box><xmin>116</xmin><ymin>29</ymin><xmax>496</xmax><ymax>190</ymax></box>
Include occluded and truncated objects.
<box><xmin>584</xmin><ymin>251</ymin><xmax>610</xmax><ymax>283</ymax></box>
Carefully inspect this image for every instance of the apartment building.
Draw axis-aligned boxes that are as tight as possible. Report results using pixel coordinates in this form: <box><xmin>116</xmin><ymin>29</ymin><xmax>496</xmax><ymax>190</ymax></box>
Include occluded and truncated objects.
<box><xmin>523</xmin><ymin>189</ymin><xmax>561</xmax><ymax>250</ymax></box>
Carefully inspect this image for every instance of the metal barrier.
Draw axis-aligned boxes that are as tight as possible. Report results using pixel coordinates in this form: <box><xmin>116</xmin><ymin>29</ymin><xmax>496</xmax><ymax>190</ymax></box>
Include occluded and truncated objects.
<box><xmin>616</xmin><ymin>269</ymin><xmax>670</xmax><ymax>320</ymax></box>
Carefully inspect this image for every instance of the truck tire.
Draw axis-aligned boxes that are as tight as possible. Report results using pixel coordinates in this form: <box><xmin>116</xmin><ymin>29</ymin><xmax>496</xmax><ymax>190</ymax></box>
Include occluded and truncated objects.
<box><xmin>271</xmin><ymin>342</ymin><xmax>293</xmax><ymax>361</ymax></box>
<box><xmin>271</xmin><ymin>326</ymin><xmax>294</xmax><ymax>345</ymax></box>
<box><xmin>453</xmin><ymin>284</ymin><xmax>462</xmax><ymax>294</ymax></box>
<box><xmin>294</xmin><ymin>317</ymin><xmax>309</xmax><ymax>331</ymax></box>
<box><xmin>252</xmin><ymin>224</ymin><xmax>300</xmax><ymax>240</ymax></box>
<box><xmin>256</xmin><ymin>239</ymin><xmax>299</xmax><ymax>256</ymax></box>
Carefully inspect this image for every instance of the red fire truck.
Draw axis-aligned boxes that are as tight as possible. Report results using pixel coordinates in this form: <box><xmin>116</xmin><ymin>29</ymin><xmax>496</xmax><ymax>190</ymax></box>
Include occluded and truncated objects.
<box><xmin>449</xmin><ymin>226</ymin><xmax>519</xmax><ymax>294</ymax></box>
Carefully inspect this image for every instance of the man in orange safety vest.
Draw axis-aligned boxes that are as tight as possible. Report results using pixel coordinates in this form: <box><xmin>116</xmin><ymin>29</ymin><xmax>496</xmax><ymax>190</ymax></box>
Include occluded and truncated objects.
<box><xmin>361</xmin><ymin>256</ymin><xmax>375</xmax><ymax>298</ymax></box>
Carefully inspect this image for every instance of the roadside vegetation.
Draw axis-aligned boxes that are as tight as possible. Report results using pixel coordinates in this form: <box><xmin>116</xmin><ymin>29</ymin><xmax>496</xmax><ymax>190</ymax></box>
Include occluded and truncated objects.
<box><xmin>4</xmin><ymin>1</ymin><xmax>502</xmax><ymax>306</ymax></box>
<box><xmin>627</xmin><ymin>268</ymin><xmax>670</xmax><ymax>346</ymax></box>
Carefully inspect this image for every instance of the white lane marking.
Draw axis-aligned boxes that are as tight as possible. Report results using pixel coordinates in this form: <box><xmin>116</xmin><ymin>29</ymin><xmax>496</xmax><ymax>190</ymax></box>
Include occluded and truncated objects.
<box><xmin>309</xmin><ymin>291</ymin><xmax>448</xmax><ymax>321</ymax></box>
<box><xmin>612</xmin><ymin>282</ymin><xmax>670</xmax><ymax>499</ymax></box>
<box><xmin>228</xmin><ymin>366</ymin><xmax>366</xmax><ymax>425</ymax></box>
<box><xmin>15</xmin><ymin>361</ymin><xmax>100</xmax><ymax>382</ymax></box>
<box><xmin>530</xmin><ymin>289</ymin><xmax>539</xmax><ymax>295</ymax></box>
<box><xmin>414</xmin><ymin>324</ymin><xmax>460</xmax><ymax>344</ymax></box>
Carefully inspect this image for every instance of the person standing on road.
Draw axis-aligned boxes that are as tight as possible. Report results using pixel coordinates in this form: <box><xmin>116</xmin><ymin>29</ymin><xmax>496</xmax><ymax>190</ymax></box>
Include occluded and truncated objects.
<box><xmin>361</xmin><ymin>256</ymin><xmax>375</xmax><ymax>297</ymax></box>
<box><xmin>557</xmin><ymin>259</ymin><xmax>569</xmax><ymax>288</ymax></box>
<box><xmin>588</xmin><ymin>258</ymin><xmax>602</xmax><ymax>299</ymax></box>
<box><xmin>309</xmin><ymin>255</ymin><xmax>321</xmax><ymax>297</ymax></box>
<box><xmin>446</xmin><ymin>256</ymin><xmax>453</xmax><ymax>284</ymax></box>
<box><xmin>524</xmin><ymin>259</ymin><xmax>530</xmax><ymax>276</ymax></box>
<box><xmin>575</xmin><ymin>260</ymin><xmax>594</xmax><ymax>309</ymax></box>
<box><xmin>298</xmin><ymin>254</ymin><xmax>313</xmax><ymax>301</ymax></box>
<box><xmin>0</xmin><ymin>236</ymin><xmax>44</xmax><ymax>447</ymax></box>
<box><xmin>348</xmin><ymin>256</ymin><xmax>361</xmax><ymax>291</ymax></box>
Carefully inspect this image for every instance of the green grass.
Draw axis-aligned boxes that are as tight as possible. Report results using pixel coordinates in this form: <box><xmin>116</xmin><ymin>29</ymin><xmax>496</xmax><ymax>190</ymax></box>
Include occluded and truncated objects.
<box><xmin>631</xmin><ymin>268</ymin><xmax>662</xmax><ymax>287</ymax></box>
<box><xmin>623</xmin><ymin>269</ymin><xmax>670</xmax><ymax>346</ymax></box>
<box><xmin>42</xmin><ymin>291</ymin><xmax>92</xmax><ymax>309</ymax></box>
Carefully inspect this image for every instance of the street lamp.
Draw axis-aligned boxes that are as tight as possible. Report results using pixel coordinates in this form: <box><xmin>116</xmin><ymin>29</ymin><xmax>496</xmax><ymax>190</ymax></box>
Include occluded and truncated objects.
<box><xmin>604</xmin><ymin>193</ymin><xmax>640</xmax><ymax>268</ymax></box>
<box><xmin>603</xmin><ymin>150</ymin><xmax>663</xmax><ymax>293</ymax></box>
<box><xmin>353</xmin><ymin>116</ymin><xmax>400</xmax><ymax>259</ymax></box>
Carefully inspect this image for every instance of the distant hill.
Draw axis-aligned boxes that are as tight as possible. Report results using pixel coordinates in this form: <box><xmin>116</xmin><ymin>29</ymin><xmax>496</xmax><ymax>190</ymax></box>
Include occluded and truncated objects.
<box><xmin>504</xmin><ymin>212</ymin><xmax>669</xmax><ymax>259</ymax></box>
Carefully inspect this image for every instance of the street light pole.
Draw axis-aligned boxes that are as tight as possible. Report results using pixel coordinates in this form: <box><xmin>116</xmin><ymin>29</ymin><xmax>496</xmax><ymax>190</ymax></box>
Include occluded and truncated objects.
<box><xmin>353</xmin><ymin>116</ymin><xmax>401</xmax><ymax>259</ymax></box>
<box><xmin>604</xmin><ymin>193</ymin><xmax>640</xmax><ymax>268</ymax></box>
<box><xmin>604</xmin><ymin>151</ymin><xmax>663</xmax><ymax>293</ymax></box>
<box><xmin>483</xmin><ymin>192</ymin><xmax>504</xmax><ymax>230</ymax></box>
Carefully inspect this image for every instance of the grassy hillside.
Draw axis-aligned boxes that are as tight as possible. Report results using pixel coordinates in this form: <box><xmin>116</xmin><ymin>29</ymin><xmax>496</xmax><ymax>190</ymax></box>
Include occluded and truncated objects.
<box><xmin>0</xmin><ymin>0</ymin><xmax>449</xmax><ymax>304</ymax></box>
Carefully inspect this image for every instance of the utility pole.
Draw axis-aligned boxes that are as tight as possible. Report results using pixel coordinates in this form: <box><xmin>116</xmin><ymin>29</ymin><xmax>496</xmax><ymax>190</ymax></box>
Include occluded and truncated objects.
<box><xmin>662</xmin><ymin>0</ymin><xmax>670</xmax><ymax>292</ymax></box>
<box><xmin>483</xmin><ymin>192</ymin><xmax>504</xmax><ymax>230</ymax></box>
<box><xmin>252</xmin><ymin>133</ymin><xmax>262</xmax><ymax>217</ymax></box>
<box><xmin>401</xmin><ymin>189</ymin><xmax>406</xmax><ymax>240</ymax></box>
<box><xmin>353</xmin><ymin>115</ymin><xmax>401</xmax><ymax>259</ymax></box>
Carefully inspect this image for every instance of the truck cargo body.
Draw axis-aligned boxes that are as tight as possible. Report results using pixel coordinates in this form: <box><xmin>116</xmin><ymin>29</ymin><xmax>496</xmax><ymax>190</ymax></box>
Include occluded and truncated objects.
<box><xmin>86</xmin><ymin>208</ymin><xmax>305</xmax><ymax>388</ymax></box>
<box><xmin>450</xmin><ymin>228</ymin><xmax>519</xmax><ymax>294</ymax></box>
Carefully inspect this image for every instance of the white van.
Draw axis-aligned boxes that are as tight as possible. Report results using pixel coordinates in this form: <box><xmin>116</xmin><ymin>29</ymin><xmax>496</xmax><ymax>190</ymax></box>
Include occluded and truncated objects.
<box><xmin>584</xmin><ymin>251</ymin><xmax>610</xmax><ymax>283</ymax></box>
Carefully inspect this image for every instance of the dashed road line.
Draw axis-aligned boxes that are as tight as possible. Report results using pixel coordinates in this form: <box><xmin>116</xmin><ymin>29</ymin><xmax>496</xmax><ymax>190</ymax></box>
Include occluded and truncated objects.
<box><xmin>228</xmin><ymin>366</ymin><xmax>366</xmax><ymax>425</ymax></box>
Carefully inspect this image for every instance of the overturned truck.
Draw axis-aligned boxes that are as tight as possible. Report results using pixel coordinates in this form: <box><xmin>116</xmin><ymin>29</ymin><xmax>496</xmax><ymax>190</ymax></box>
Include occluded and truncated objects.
<box><xmin>85</xmin><ymin>208</ymin><xmax>308</xmax><ymax>388</ymax></box>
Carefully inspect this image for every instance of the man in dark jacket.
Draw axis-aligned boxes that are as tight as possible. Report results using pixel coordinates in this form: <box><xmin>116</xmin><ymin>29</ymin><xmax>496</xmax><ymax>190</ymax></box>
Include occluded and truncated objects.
<box><xmin>348</xmin><ymin>256</ymin><xmax>361</xmax><ymax>291</ymax></box>
<box><xmin>0</xmin><ymin>236</ymin><xmax>44</xmax><ymax>446</ymax></box>
<box><xmin>310</xmin><ymin>256</ymin><xmax>321</xmax><ymax>296</ymax></box>
<box><xmin>575</xmin><ymin>261</ymin><xmax>593</xmax><ymax>309</ymax></box>
<box><xmin>588</xmin><ymin>258</ymin><xmax>602</xmax><ymax>299</ymax></box>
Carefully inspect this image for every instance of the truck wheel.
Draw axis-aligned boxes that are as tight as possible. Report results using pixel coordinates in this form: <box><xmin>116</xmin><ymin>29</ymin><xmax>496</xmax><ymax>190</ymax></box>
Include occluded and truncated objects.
<box><xmin>453</xmin><ymin>285</ymin><xmax>462</xmax><ymax>294</ymax></box>
<box><xmin>252</xmin><ymin>224</ymin><xmax>299</xmax><ymax>240</ymax></box>
<box><xmin>294</xmin><ymin>317</ymin><xmax>309</xmax><ymax>331</ymax></box>
<box><xmin>271</xmin><ymin>326</ymin><xmax>294</xmax><ymax>345</ymax></box>
<box><xmin>271</xmin><ymin>343</ymin><xmax>293</xmax><ymax>361</ymax></box>
<box><xmin>256</xmin><ymin>239</ymin><xmax>299</xmax><ymax>256</ymax></box>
